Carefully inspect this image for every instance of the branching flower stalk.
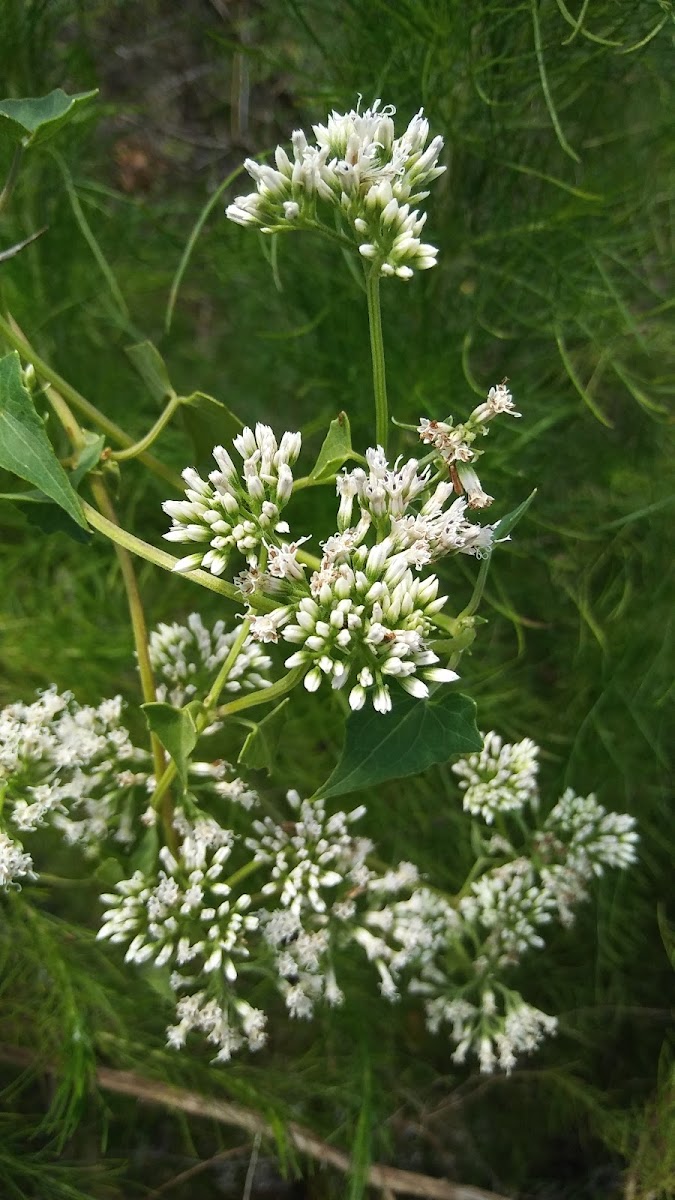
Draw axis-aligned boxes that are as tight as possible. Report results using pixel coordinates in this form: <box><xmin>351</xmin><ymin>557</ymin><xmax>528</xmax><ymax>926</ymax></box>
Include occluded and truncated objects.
<box><xmin>0</xmin><ymin>96</ymin><xmax>640</xmax><ymax>1089</ymax></box>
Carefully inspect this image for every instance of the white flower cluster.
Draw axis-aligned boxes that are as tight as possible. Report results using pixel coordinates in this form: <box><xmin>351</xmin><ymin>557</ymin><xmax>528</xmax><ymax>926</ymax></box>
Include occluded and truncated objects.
<box><xmin>93</xmin><ymin>739</ymin><xmax>637</xmax><ymax>1076</ymax></box>
<box><xmin>148</xmin><ymin>613</ymin><xmax>272</xmax><ymax>732</ymax></box>
<box><xmin>244</xmin><ymin>444</ymin><xmax>501</xmax><ymax>712</ymax></box>
<box><xmin>0</xmin><ymin>688</ymin><xmax>148</xmax><ymax>878</ymax></box>
<box><xmin>419</xmin><ymin>987</ymin><xmax>558</xmax><ymax>1074</ymax></box>
<box><xmin>452</xmin><ymin>730</ymin><xmax>539</xmax><ymax>823</ymax></box>
<box><xmin>226</xmin><ymin>99</ymin><xmax>445</xmax><ymax>279</ymax></box>
<box><xmin>163</xmin><ymin>417</ymin><xmax>502</xmax><ymax>713</ymax></box>
<box><xmin>163</xmin><ymin>424</ymin><xmax>301</xmax><ymax>576</ymax></box>
<box><xmin>418</xmin><ymin>381</ymin><xmax>521</xmax><ymax>508</ymax></box>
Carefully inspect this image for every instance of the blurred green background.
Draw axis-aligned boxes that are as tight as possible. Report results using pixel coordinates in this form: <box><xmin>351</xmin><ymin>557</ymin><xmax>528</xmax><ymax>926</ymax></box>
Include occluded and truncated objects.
<box><xmin>0</xmin><ymin>1</ymin><xmax>672</xmax><ymax>1197</ymax></box>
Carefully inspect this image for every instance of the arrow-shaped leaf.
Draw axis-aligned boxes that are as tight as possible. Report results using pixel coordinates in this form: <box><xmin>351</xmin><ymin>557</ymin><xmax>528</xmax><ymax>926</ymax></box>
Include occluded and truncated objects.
<box><xmin>309</xmin><ymin>411</ymin><xmax>354</xmax><ymax>481</ymax></box>
<box><xmin>238</xmin><ymin>698</ymin><xmax>290</xmax><ymax>774</ymax></box>
<box><xmin>493</xmin><ymin>489</ymin><xmax>537</xmax><ymax>541</ymax></box>
<box><xmin>315</xmin><ymin>690</ymin><xmax>482</xmax><ymax>800</ymax></box>
<box><xmin>0</xmin><ymin>88</ymin><xmax>98</xmax><ymax>148</ymax></box>
<box><xmin>0</xmin><ymin>351</ymin><xmax>87</xmax><ymax>528</ymax></box>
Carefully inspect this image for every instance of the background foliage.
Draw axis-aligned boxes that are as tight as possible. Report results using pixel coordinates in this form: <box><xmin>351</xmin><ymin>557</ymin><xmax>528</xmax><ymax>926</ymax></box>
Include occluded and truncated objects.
<box><xmin>0</xmin><ymin>0</ymin><xmax>672</xmax><ymax>1196</ymax></box>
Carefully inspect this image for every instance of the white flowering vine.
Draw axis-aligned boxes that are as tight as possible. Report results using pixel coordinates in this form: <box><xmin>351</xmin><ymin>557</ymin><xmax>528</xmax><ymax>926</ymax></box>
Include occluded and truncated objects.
<box><xmin>0</xmin><ymin>95</ymin><xmax>638</xmax><ymax>1092</ymax></box>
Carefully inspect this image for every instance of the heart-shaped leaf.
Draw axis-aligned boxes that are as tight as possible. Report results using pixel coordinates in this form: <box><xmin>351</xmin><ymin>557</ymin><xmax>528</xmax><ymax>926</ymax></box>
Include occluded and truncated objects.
<box><xmin>309</xmin><ymin>411</ymin><xmax>354</xmax><ymax>481</ymax></box>
<box><xmin>0</xmin><ymin>88</ymin><xmax>98</xmax><ymax>148</ymax></box>
<box><xmin>315</xmin><ymin>690</ymin><xmax>481</xmax><ymax>800</ymax></box>
<box><xmin>238</xmin><ymin>698</ymin><xmax>290</xmax><ymax>774</ymax></box>
<box><xmin>0</xmin><ymin>351</ymin><xmax>87</xmax><ymax>528</ymax></box>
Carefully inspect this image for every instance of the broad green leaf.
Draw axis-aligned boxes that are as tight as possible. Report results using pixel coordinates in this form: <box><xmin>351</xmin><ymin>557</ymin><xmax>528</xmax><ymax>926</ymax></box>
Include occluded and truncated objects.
<box><xmin>0</xmin><ymin>88</ymin><xmax>98</xmax><ymax>148</ymax></box>
<box><xmin>315</xmin><ymin>691</ymin><xmax>481</xmax><ymax>800</ymax></box>
<box><xmin>494</xmin><ymin>489</ymin><xmax>537</xmax><ymax>541</ymax></box>
<box><xmin>142</xmin><ymin>700</ymin><xmax>203</xmax><ymax>790</ymax></box>
<box><xmin>238</xmin><ymin>699</ymin><xmax>290</xmax><ymax>774</ymax></box>
<box><xmin>309</xmin><ymin>411</ymin><xmax>353</xmax><ymax>481</ymax></box>
<box><xmin>20</xmin><ymin>495</ymin><xmax>92</xmax><ymax>543</ymax></box>
<box><xmin>126</xmin><ymin>341</ymin><xmax>174</xmax><ymax>404</ymax></box>
<box><xmin>0</xmin><ymin>351</ymin><xmax>87</xmax><ymax>528</ymax></box>
<box><xmin>181</xmin><ymin>390</ymin><xmax>243</xmax><ymax>467</ymax></box>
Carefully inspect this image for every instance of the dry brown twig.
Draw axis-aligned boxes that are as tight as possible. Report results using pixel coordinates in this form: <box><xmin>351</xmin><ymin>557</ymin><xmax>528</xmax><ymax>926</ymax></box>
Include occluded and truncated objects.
<box><xmin>0</xmin><ymin>1046</ymin><xmax>510</xmax><ymax>1200</ymax></box>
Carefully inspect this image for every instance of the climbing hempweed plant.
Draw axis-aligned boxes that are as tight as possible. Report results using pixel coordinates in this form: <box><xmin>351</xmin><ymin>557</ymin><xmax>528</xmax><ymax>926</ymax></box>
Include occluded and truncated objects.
<box><xmin>0</xmin><ymin>95</ymin><xmax>637</xmax><ymax>1075</ymax></box>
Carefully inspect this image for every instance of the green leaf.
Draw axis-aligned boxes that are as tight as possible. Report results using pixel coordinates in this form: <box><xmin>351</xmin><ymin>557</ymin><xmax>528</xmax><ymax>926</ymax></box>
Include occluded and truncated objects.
<box><xmin>20</xmin><ymin>495</ymin><xmax>92</xmax><ymax>543</ymax></box>
<box><xmin>238</xmin><ymin>699</ymin><xmax>290</xmax><ymax>774</ymax></box>
<box><xmin>0</xmin><ymin>351</ymin><xmax>87</xmax><ymax>528</ymax></box>
<box><xmin>142</xmin><ymin>700</ymin><xmax>202</xmax><ymax>789</ymax></box>
<box><xmin>493</xmin><ymin>489</ymin><xmax>537</xmax><ymax>541</ymax></box>
<box><xmin>309</xmin><ymin>411</ymin><xmax>354</xmax><ymax>481</ymax></box>
<box><xmin>126</xmin><ymin>341</ymin><xmax>174</xmax><ymax>404</ymax></box>
<box><xmin>181</xmin><ymin>391</ymin><xmax>243</xmax><ymax>467</ymax></box>
<box><xmin>315</xmin><ymin>691</ymin><xmax>482</xmax><ymax>800</ymax></box>
<box><xmin>0</xmin><ymin>88</ymin><xmax>98</xmax><ymax>148</ymax></box>
<box><xmin>70</xmin><ymin>433</ymin><xmax>106</xmax><ymax>487</ymax></box>
<box><xmin>130</xmin><ymin>825</ymin><xmax>159</xmax><ymax>875</ymax></box>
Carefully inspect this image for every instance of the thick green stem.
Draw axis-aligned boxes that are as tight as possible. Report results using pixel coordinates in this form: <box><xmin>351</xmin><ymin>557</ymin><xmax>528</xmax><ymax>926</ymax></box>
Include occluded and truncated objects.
<box><xmin>110</xmin><ymin>392</ymin><xmax>183</xmax><ymax>462</ymax></box>
<box><xmin>365</xmin><ymin>268</ymin><xmax>389</xmax><ymax>452</ymax></box>
<box><xmin>0</xmin><ymin>145</ymin><xmax>24</xmax><ymax>216</ymax></box>
<box><xmin>215</xmin><ymin>666</ymin><xmax>305</xmax><ymax>720</ymax></box>
<box><xmin>80</xmin><ymin>500</ymin><xmax>276</xmax><ymax>611</ymax></box>
<box><xmin>0</xmin><ymin>311</ymin><xmax>182</xmax><ymax>489</ymax></box>
<box><xmin>89</xmin><ymin>475</ymin><xmax>176</xmax><ymax>855</ymax></box>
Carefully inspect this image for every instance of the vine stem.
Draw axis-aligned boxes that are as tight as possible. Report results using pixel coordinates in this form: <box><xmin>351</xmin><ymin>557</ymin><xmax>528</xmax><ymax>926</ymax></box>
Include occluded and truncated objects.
<box><xmin>80</xmin><ymin>500</ymin><xmax>276</xmax><ymax>611</ymax></box>
<box><xmin>0</xmin><ymin>311</ymin><xmax>182</xmax><ymax>489</ymax></box>
<box><xmin>365</xmin><ymin>268</ymin><xmax>389</xmax><ymax>452</ymax></box>
<box><xmin>89</xmin><ymin>474</ymin><xmax>176</xmax><ymax>855</ymax></box>
<box><xmin>109</xmin><ymin>391</ymin><xmax>183</xmax><ymax>462</ymax></box>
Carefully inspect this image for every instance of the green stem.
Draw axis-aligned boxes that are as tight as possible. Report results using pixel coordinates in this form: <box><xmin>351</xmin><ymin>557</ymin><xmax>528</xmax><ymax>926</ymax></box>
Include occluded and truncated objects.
<box><xmin>0</xmin><ymin>311</ymin><xmax>182</xmax><ymax>489</ymax></box>
<box><xmin>365</xmin><ymin>268</ymin><xmax>389</xmax><ymax>452</ymax></box>
<box><xmin>223</xmin><ymin>857</ymin><xmax>263</xmax><ymax>892</ymax></box>
<box><xmin>109</xmin><ymin>393</ymin><xmax>183</xmax><ymax>462</ymax></box>
<box><xmin>215</xmin><ymin>666</ymin><xmax>305</xmax><ymax>721</ymax></box>
<box><xmin>150</xmin><ymin>632</ymin><xmax>298</xmax><ymax>817</ymax></box>
<box><xmin>203</xmin><ymin>620</ymin><xmax>251</xmax><ymax>711</ymax></box>
<box><xmin>458</xmin><ymin>553</ymin><xmax>492</xmax><ymax>619</ymax></box>
<box><xmin>80</xmin><ymin>499</ymin><xmax>276</xmax><ymax>611</ymax></box>
<box><xmin>89</xmin><ymin>475</ymin><xmax>176</xmax><ymax>855</ymax></box>
<box><xmin>0</xmin><ymin>145</ymin><xmax>24</xmax><ymax>216</ymax></box>
<box><xmin>45</xmin><ymin>384</ymin><xmax>87</xmax><ymax>452</ymax></box>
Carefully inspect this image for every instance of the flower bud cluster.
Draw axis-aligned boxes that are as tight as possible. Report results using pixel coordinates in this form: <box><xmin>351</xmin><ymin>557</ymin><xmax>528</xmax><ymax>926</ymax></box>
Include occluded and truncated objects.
<box><xmin>281</xmin><ymin>545</ymin><xmax>457</xmax><ymax>713</ymax></box>
<box><xmin>418</xmin><ymin>381</ymin><xmax>521</xmax><ymax>508</ymax></box>
<box><xmin>452</xmin><ymin>731</ymin><xmax>539</xmax><ymax>823</ymax></box>
<box><xmin>148</xmin><ymin>613</ymin><xmax>272</xmax><ymax>732</ymax></box>
<box><xmin>244</xmin><ymin>440</ymin><xmax>504</xmax><ymax>710</ymax></box>
<box><xmin>162</xmin><ymin>424</ymin><xmax>301</xmax><ymax>577</ymax></box>
<box><xmin>226</xmin><ymin>99</ymin><xmax>445</xmax><ymax>279</ymax></box>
